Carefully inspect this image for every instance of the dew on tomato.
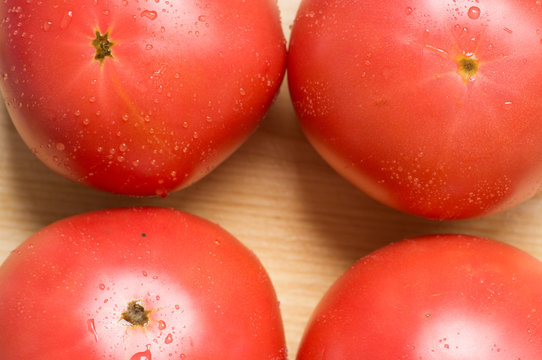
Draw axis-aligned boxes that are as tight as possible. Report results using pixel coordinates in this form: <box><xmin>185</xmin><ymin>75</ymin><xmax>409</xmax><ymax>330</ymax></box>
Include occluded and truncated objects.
<box><xmin>0</xmin><ymin>207</ymin><xmax>286</xmax><ymax>359</ymax></box>
<box><xmin>130</xmin><ymin>345</ymin><xmax>152</xmax><ymax>360</ymax></box>
<box><xmin>87</xmin><ymin>318</ymin><xmax>99</xmax><ymax>343</ymax></box>
<box><xmin>297</xmin><ymin>234</ymin><xmax>542</xmax><ymax>359</ymax></box>
<box><xmin>289</xmin><ymin>0</ymin><xmax>542</xmax><ymax>219</ymax></box>
<box><xmin>0</xmin><ymin>0</ymin><xmax>287</xmax><ymax>196</ymax></box>
<box><xmin>140</xmin><ymin>10</ymin><xmax>158</xmax><ymax>21</ymax></box>
<box><xmin>468</xmin><ymin>6</ymin><xmax>481</xmax><ymax>20</ymax></box>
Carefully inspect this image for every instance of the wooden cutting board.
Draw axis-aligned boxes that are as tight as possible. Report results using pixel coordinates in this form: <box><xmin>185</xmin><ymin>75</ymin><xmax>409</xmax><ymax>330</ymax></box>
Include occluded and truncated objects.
<box><xmin>2</xmin><ymin>0</ymin><xmax>542</xmax><ymax>357</ymax></box>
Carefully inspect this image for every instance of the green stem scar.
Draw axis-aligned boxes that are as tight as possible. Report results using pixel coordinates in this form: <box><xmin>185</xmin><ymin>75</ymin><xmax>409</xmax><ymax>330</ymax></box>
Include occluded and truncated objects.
<box><xmin>92</xmin><ymin>30</ymin><xmax>114</xmax><ymax>64</ymax></box>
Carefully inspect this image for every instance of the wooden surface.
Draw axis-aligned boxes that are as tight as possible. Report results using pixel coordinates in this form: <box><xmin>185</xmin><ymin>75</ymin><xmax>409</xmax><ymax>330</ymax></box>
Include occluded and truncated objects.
<box><xmin>2</xmin><ymin>1</ymin><xmax>542</xmax><ymax>357</ymax></box>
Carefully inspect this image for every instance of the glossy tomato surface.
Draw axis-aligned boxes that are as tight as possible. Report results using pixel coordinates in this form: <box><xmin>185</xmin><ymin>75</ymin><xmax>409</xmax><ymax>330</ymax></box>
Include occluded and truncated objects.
<box><xmin>297</xmin><ymin>234</ymin><xmax>542</xmax><ymax>359</ymax></box>
<box><xmin>0</xmin><ymin>0</ymin><xmax>286</xmax><ymax>196</ymax></box>
<box><xmin>288</xmin><ymin>0</ymin><xmax>542</xmax><ymax>219</ymax></box>
<box><xmin>0</xmin><ymin>207</ymin><xmax>286</xmax><ymax>360</ymax></box>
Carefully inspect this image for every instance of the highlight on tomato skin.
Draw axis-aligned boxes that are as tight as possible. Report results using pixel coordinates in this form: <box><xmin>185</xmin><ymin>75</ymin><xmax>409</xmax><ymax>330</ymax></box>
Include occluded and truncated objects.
<box><xmin>296</xmin><ymin>234</ymin><xmax>542</xmax><ymax>360</ymax></box>
<box><xmin>0</xmin><ymin>0</ymin><xmax>287</xmax><ymax>196</ymax></box>
<box><xmin>0</xmin><ymin>207</ymin><xmax>287</xmax><ymax>360</ymax></box>
<box><xmin>288</xmin><ymin>0</ymin><xmax>542</xmax><ymax>220</ymax></box>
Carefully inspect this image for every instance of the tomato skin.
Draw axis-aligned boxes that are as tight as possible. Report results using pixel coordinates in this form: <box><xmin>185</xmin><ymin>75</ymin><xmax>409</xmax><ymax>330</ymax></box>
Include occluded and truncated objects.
<box><xmin>297</xmin><ymin>234</ymin><xmax>542</xmax><ymax>360</ymax></box>
<box><xmin>288</xmin><ymin>0</ymin><xmax>542</xmax><ymax>219</ymax></box>
<box><xmin>0</xmin><ymin>1</ymin><xmax>286</xmax><ymax>196</ymax></box>
<box><xmin>0</xmin><ymin>207</ymin><xmax>286</xmax><ymax>360</ymax></box>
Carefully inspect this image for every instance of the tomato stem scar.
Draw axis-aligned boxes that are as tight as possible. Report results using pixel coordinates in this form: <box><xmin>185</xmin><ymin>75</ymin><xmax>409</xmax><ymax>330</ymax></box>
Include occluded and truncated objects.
<box><xmin>121</xmin><ymin>300</ymin><xmax>150</xmax><ymax>326</ymax></box>
<box><xmin>92</xmin><ymin>30</ymin><xmax>114</xmax><ymax>64</ymax></box>
<box><xmin>456</xmin><ymin>56</ymin><xmax>479</xmax><ymax>82</ymax></box>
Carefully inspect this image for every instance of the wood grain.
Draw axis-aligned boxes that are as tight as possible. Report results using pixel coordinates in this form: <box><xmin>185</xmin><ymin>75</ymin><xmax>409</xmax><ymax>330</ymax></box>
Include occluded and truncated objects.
<box><xmin>2</xmin><ymin>1</ymin><xmax>542</xmax><ymax>357</ymax></box>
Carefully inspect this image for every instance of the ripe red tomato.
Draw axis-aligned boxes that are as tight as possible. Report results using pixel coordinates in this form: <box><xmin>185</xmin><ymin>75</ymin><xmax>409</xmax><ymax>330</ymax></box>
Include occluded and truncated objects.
<box><xmin>0</xmin><ymin>207</ymin><xmax>286</xmax><ymax>359</ymax></box>
<box><xmin>0</xmin><ymin>1</ymin><xmax>286</xmax><ymax>196</ymax></box>
<box><xmin>297</xmin><ymin>234</ymin><xmax>542</xmax><ymax>359</ymax></box>
<box><xmin>288</xmin><ymin>0</ymin><xmax>542</xmax><ymax>219</ymax></box>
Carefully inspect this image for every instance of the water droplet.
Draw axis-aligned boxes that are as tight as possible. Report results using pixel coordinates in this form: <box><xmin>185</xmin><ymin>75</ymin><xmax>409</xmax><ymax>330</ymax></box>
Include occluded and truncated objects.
<box><xmin>145</xmin><ymin>44</ymin><xmax>153</xmax><ymax>50</ymax></box>
<box><xmin>155</xmin><ymin>188</ymin><xmax>167</xmax><ymax>197</ymax></box>
<box><xmin>141</xmin><ymin>10</ymin><xmax>158</xmax><ymax>20</ymax></box>
<box><xmin>467</xmin><ymin>6</ymin><xmax>480</xmax><ymax>20</ymax></box>
<box><xmin>425</xmin><ymin>45</ymin><xmax>449</xmax><ymax>56</ymax></box>
<box><xmin>56</xmin><ymin>143</ymin><xmax>65</xmax><ymax>151</ymax></box>
<box><xmin>122</xmin><ymin>114</ymin><xmax>129</xmax><ymax>121</ymax></box>
<box><xmin>89</xmin><ymin>96</ymin><xmax>96</xmax><ymax>103</ymax></box>
<box><xmin>158</xmin><ymin>320</ymin><xmax>166</xmax><ymax>330</ymax></box>
<box><xmin>87</xmin><ymin>318</ymin><xmax>99</xmax><ymax>342</ymax></box>
<box><xmin>99</xmin><ymin>283</ymin><xmax>106</xmax><ymax>290</ymax></box>
<box><xmin>130</xmin><ymin>345</ymin><xmax>152</xmax><ymax>360</ymax></box>
<box><xmin>198</xmin><ymin>15</ymin><xmax>207</xmax><ymax>22</ymax></box>
<box><xmin>503</xmin><ymin>27</ymin><xmax>513</xmax><ymax>34</ymax></box>
<box><xmin>405</xmin><ymin>7</ymin><xmax>413</xmax><ymax>15</ymax></box>
<box><xmin>239</xmin><ymin>87</ymin><xmax>246</xmax><ymax>96</ymax></box>
<box><xmin>43</xmin><ymin>21</ymin><xmax>52</xmax><ymax>31</ymax></box>
<box><xmin>164</xmin><ymin>333</ymin><xmax>173</xmax><ymax>344</ymax></box>
<box><xmin>60</xmin><ymin>11</ymin><xmax>73</xmax><ymax>29</ymax></box>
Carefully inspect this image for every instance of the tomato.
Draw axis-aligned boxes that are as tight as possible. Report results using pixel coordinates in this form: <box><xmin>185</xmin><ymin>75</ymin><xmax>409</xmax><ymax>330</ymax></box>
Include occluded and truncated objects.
<box><xmin>0</xmin><ymin>1</ymin><xmax>286</xmax><ymax>196</ymax></box>
<box><xmin>288</xmin><ymin>0</ymin><xmax>542</xmax><ymax>219</ymax></box>
<box><xmin>297</xmin><ymin>234</ymin><xmax>542</xmax><ymax>359</ymax></box>
<box><xmin>0</xmin><ymin>207</ymin><xmax>286</xmax><ymax>359</ymax></box>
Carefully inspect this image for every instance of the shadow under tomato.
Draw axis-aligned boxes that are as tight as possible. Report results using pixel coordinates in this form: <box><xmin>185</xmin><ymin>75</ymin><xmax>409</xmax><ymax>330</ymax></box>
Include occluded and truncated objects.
<box><xmin>0</xmin><ymin>101</ymin><xmax>179</xmax><ymax>233</ymax></box>
<box><xmin>282</xmin><ymin>91</ymin><xmax>542</xmax><ymax>270</ymax></box>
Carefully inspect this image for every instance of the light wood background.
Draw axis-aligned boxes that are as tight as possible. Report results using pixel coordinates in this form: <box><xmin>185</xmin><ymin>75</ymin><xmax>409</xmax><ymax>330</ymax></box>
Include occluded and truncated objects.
<box><xmin>2</xmin><ymin>1</ymin><xmax>542</xmax><ymax>357</ymax></box>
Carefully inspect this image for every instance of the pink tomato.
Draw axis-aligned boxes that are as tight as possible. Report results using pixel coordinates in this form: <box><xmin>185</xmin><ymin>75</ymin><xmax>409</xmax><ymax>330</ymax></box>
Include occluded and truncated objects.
<box><xmin>288</xmin><ymin>0</ymin><xmax>542</xmax><ymax>219</ymax></box>
<box><xmin>0</xmin><ymin>0</ymin><xmax>286</xmax><ymax>196</ymax></box>
<box><xmin>0</xmin><ymin>207</ymin><xmax>286</xmax><ymax>359</ymax></box>
<box><xmin>297</xmin><ymin>234</ymin><xmax>542</xmax><ymax>359</ymax></box>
